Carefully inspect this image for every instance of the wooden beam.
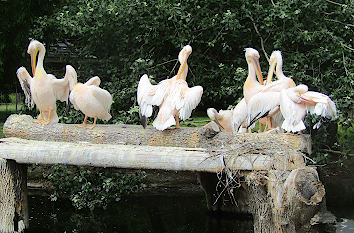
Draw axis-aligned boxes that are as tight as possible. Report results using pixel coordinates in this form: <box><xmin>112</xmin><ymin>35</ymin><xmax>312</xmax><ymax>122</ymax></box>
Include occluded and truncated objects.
<box><xmin>3</xmin><ymin>114</ymin><xmax>311</xmax><ymax>154</ymax></box>
<box><xmin>0</xmin><ymin>137</ymin><xmax>304</xmax><ymax>171</ymax></box>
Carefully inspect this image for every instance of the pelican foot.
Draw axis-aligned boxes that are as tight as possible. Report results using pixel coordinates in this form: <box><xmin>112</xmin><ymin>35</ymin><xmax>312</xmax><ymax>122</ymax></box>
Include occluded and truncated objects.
<box><xmin>85</xmin><ymin>125</ymin><xmax>96</xmax><ymax>130</ymax></box>
<box><xmin>42</xmin><ymin>120</ymin><xmax>51</xmax><ymax>125</ymax></box>
<box><xmin>33</xmin><ymin>119</ymin><xmax>45</xmax><ymax>124</ymax></box>
<box><xmin>264</xmin><ymin>128</ymin><xmax>281</xmax><ymax>134</ymax></box>
<box><xmin>77</xmin><ymin>123</ymin><xmax>87</xmax><ymax>128</ymax></box>
<box><xmin>166</xmin><ymin>126</ymin><xmax>181</xmax><ymax>130</ymax></box>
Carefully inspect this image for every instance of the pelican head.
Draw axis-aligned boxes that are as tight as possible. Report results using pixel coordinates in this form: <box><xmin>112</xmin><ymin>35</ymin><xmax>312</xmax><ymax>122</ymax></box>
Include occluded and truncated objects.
<box><xmin>27</xmin><ymin>40</ymin><xmax>45</xmax><ymax>76</ymax></box>
<box><xmin>207</xmin><ymin>108</ymin><xmax>225</xmax><ymax>130</ymax></box>
<box><xmin>176</xmin><ymin>45</ymin><xmax>192</xmax><ymax>79</ymax></box>
<box><xmin>269</xmin><ymin>50</ymin><xmax>282</xmax><ymax>65</ymax></box>
<box><xmin>294</xmin><ymin>84</ymin><xmax>308</xmax><ymax>94</ymax></box>
<box><xmin>245</xmin><ymin>48</ymin><xmax>263</xmax><ymax>84</ymax></box>
<box><xmin>178</xmin><ymin>45</ymin><xmax>192</xmax><ymax>63</ymax></box>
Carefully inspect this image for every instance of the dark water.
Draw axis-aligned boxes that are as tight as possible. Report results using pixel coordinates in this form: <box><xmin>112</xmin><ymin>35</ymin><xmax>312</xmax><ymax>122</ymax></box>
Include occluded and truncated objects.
<box><xmin>25</xmin><ymin>178</ymin><xmax>354</xmax><ymax>233</ymax></box>
<box><xmin>25</xmin><ymin>193</ymin><xmax>254</xmax><ymax>233</ymax></box>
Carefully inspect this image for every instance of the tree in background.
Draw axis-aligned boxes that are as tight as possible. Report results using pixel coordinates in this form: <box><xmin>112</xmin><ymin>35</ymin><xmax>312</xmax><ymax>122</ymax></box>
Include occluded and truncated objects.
<box><xmin>0</xmin><ymin>0</ymin><xmax>54</xmax><ymax>101</ymax></box>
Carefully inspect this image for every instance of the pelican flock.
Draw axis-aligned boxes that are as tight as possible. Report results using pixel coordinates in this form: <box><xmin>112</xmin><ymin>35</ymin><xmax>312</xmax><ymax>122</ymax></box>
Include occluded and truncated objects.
<box><xmin>16</xmin><ymin>40</ymin><xmax>336</xmax><ymax>133</ymax></box>
<box><xmin>243</xmin><ymin>48</ymin><xmax>336</xmax><ymax>133</ymax></box>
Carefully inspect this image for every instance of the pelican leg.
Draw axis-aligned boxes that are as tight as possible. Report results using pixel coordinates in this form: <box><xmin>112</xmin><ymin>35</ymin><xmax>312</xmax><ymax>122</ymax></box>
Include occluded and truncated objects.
<box><xmin>77</xmin><ymin>115</ymin><xmax>88</xmax><ymax>128</ymax></box>
<box><xmin>86</xmin><ymin>117</ymin><xmax>97</xmax><ymax>130</ymax></box>
<box><xmin>174</xmin><ymin>114</ymin><xmax>181</xmax><ymax>129</ymax></box>
<box><xmin>42</xmin><ymin>109</ymin><xmax>53</xmax><ymax>125</ymax></box>
<box><xmin>33</xmin><ymin>110</ymin><xmax>45</xmax><ymax>123</ymax></box>
<box><xmin>258</xmin><ymin>122</ymin><xmax>264</xmax><ymax>133</ymax></box>
<box><xmin>267</xmin><ymin>117</ymin><xmax>273</xmax><ymax>131</ymax></box>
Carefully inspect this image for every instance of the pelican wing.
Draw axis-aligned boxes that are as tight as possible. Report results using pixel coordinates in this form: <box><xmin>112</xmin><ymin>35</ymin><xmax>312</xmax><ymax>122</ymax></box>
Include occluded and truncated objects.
<box><xmin>178</xmin><ymin>85</ymin><xmax>203</xmax><ymax>121</ymax></box>
<box><xmin>247</xmin><ymin>92</ymin><xmax>281</xmax><ymax>127</ymax></box>
<box><xmin>16</xmin><ymin>67</ymin><xmax>33</xmax><ymax>108</ymax></box>
<box><xmin>301</xmin><ymin>91</ymin><xmax>337</xmax><ymax>120</ymax></box>
<box><xmin>48</xmin><ymin>74</ymin><xmax>70</xmax><ymax>103</ymax></box>
<box><xmin>232</xmin><ymin>98</ymin><xmax>248</xmax><ymax>132</ymax></box>
<box><xmin>280</xmin><ymin>89</ymin><xmax>307</xmax><ymax>132</ymax></box>
<box><xmin>137</xmin><ymin>74</ymin><xmax>169</xmax><ymax>117</ymax></box>
<box><xmin>89</xmin><ymin>85</ymin><xmax>113</xmax><ymax>113</ymax></box>
<box><xmin>85</xmin><ymin>76</ymin><xmax>101</xmax><ymax>86</ymax></box>
<box><xmin>65</xmin><ymin>65</ymin><xmax>78</xmax><ymax>91</ymax></box>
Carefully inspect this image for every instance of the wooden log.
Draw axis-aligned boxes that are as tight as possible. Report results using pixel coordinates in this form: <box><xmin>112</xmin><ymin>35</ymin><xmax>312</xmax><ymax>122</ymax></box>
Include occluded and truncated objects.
<box><xmin>4</xmin><ymin>114</ymin><xmax>311</xmax><ymax>154</ymax></box>
<box><xmin>0</xmin><ymin>137</ymin><xmax>304</xmax><ymax>171</ymax></box>
<box><xmin>0</xmin><ymin>159</ymin><xmax>28</xmax><ymax>233</ymax></box>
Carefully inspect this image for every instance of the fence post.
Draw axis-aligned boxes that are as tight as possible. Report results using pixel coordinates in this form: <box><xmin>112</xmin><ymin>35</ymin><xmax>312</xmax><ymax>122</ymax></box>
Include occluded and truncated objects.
<box><xmin>0</xmin><ymin>159</ymin><xmax>28</xmax><ymax>233</ymax></box>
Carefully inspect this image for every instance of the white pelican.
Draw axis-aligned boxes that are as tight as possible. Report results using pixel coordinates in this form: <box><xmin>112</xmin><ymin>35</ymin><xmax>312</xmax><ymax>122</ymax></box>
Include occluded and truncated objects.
<box><xmin>137</xmin><ymin>45</ymin><xmax>203</xmax><ymax>131</ymax></box>
<box><xmin>17</xmin><ymin>40</ymin><xmax>71</xmax><ymax>124</ymax></box>
<box><xmin>207</xmin><ymin>108</ymin><xmax>233</xmax><ymax>132</ymax></box>
<box><xmin>68</xmin><ymin>66</ymin><xmax>112</xmax><ymax>129</ymax></box>
<box><xmin>280</xmin><ymin>84</ymin><xmax>337</xmax><ymax>133</ymax></box>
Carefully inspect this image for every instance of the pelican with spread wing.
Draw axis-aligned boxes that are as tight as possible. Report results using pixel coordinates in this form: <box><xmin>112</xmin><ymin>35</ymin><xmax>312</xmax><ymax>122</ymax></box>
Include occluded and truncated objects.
<box><xmin>137</xmin><ymin>45</ymin><xmax>203</xmax><ymax>130</ymax></box>
<box><xmin>16</xmin><ymin>40</ymin><xmax>72</xmax><ymax>124</ymax></box>
<box><xmin>67</xmin><ymin>67</ymin><xmax>112</xmax><ymax>129</ymax></box>
<box><xmin>279</xmin><ymin>84</ymin><xmax>337</xmax><ymax>133</ymax></box>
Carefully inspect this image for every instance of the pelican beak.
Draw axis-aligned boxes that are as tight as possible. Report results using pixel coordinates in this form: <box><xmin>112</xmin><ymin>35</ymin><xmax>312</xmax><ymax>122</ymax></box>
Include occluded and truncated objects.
<box><xmin>30</xmin><ymin>50</ymin><xmax>37</xmax><ymax>77</ymax></box>
<box><xmin>253</xmin><ymin>58</ymin><xmax>263</xmax><ymax>85</ymax></box>
<box><xmin>176</xmin><ymin>58</ymin><xmax>188</xmax><ymax>80</ymax></box>
<box><xmin>300</xmin><ymin>96</ymin><xmax>317</xmax><ymax>104</ymax></box>
<box><xmin>266</xmin><ymin>59</ymin><xmax>276</xmax><ymax>85</ymax></box>
<box><xmin>213</xmin><ymin>118</ymin><xmax>225</xmax><ymax>130</ymax></box>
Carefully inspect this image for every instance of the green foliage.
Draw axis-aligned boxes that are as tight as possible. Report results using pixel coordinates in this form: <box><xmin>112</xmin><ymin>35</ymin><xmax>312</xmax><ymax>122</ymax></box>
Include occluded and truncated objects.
<box><xmin>338</xmin><ymin>122</ymin><xmax>354</xmax><ymax>156</ymax></box>
<box><xmin>47</xmin><ymin>166</ymin><xmax>146</xmax><ymax>210</ymax></box>
<box><xmin>0</xmin><ymin>0</ymin><xmax>54</xmax><ymax>96</ymax></box>
<box><xmin>29</xmin><ymin>0</ymin><xmax>352</xmax><ymax>115</ymax></box>
<box><xmin>0</xmin><ymin>123</ymin><xmax>4</xmax><ymax>138</ymax></box>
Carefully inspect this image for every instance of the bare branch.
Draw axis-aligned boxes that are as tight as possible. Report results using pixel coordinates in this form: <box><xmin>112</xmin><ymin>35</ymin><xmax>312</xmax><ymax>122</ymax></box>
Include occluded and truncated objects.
<box><xmin>249</xmin><ymin>15</ymin><xmax>269</xmax><ymax>62</ymax></box>
<box><xmin>325</xmin><ymin>0</ymin><xmax>347</xmax><ymax>7</ymax></box>
<box><xmin>342</xmin><ymin>51</ymin><xmax>349</xmax><ymax>76</ymax></box>
<box><xmin>324</xmin><ymin>18</ymin><xmax>354</xmax><ymax>27</ymax></box>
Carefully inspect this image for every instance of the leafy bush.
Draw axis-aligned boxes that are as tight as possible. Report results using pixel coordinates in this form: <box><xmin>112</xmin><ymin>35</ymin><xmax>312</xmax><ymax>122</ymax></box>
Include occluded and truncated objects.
<box><xmin>47</xmin><ymin>166</ymin><xmax>146</xmax><ymax>210</ymax></box>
